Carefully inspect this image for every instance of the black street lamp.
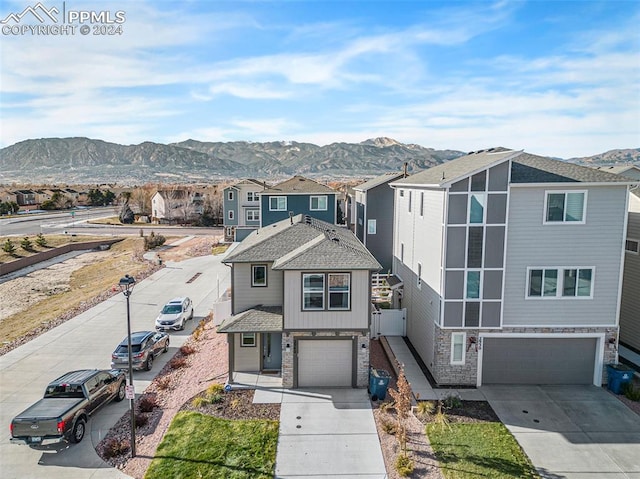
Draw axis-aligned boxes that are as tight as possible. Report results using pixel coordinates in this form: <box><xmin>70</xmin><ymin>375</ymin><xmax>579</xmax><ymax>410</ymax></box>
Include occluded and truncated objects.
<box><xmin>118</xmin><ymin>274</ymin><xmax>136</xmax><ymax>457</ymax></box>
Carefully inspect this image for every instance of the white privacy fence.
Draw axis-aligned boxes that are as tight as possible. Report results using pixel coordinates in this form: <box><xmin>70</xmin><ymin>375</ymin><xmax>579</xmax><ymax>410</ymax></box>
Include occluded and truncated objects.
<box><xmin>371</xmin><ymin>307</ymin><xmax>406</xmax><ymax>337</ymax></box>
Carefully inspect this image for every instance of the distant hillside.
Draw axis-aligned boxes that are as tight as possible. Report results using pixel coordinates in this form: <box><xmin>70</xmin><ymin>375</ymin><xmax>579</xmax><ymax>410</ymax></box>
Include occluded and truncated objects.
<box><xmin>1</xmin><ymin>137</ymin><xmax>638</xmax><ymax>185</ymax></box>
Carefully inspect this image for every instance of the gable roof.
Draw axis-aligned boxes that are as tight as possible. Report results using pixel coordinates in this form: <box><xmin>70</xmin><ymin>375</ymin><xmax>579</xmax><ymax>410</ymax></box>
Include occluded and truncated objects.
<box><xmin>595</xmin><ymin>165</ymin><xmax>640</xmax><ymax>180</ymax></box>
<box><xmin>354</xmin><ymin>172</ymin><xmax>407</xmax><ymax>192</ymax></box>
<box><xmin>391</xmin><ymin>148</ymin><xmax>635</xmax><ymax>188</ymax></box>
<box><xmin>224</xmin><ymin>214</ymin><xmax>381</xmax><ymax>271</ymax></box>
<box><xmin>261</xmin><ymin>175</ymin><xmax>336</xmax><ymax>195</ymax></box>
<box><xmin>227</xmin><ymin>178</ymin><xmax>269</xmax><ymax>190</ymax></box>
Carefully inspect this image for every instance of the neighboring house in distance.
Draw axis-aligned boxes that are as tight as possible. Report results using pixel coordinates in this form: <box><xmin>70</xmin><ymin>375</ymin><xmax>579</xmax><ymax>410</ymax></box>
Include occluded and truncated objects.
<box><xmin>390</xmin><ymin>148</ymin><xmax>635</xmax><ymax>387</ymax></box>
<box><xmin>260</xmin><ymin>176</ymin><xmax>338</xmax><ymax>227</ymax></box>
<box><xmin>0</xmin><ymin>190</ymin><xmax>18</xmax><ymax>204</ymax></box>
<box><xmin>602</xmin><ymin>165</ymin><xmax>640</xmax><ymax>364</ymax></box>
<box><xmin>14</xmin><ymin>190</ymin><xmax>37</xmax><ymax>206</ymax></box>
<box><xmin>354</xmin><ymin>171</ymin><xmax>407</xmax><ymax>272</ymax></box>
<box><xmin>218</xmin><ymin>214</ymin><xmax>381</xmax><ymax>388</ymax></box>
<box><xmin>223</xmin><ymin>179</ymin><xmax>268</xmax><ymax>242</ymax></box>
<box><xmin>151</xmin><ymin>189</ymin><xmax>204</xmax><ymax>223</ymax></box>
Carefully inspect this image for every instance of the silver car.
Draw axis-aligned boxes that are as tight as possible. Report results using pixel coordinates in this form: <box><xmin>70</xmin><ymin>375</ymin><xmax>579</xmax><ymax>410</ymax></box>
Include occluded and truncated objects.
<box><xmin>155</xmin><ymin>297</ymin><xmax>194</xmax><ymax>331</ymax></box>
<box><xmin>110</xmin><ymin>331</ymin><xmax>170</xmax><ymax>371</ymax></box>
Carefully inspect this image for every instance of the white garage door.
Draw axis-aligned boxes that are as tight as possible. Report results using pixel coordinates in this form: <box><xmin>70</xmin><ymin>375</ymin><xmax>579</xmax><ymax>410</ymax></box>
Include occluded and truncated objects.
<box><xmin>481</xmin><ymin>337</ymin><xmax>597</xmax><ymax>385</ymax></box>
<box><xmin>297</xmin><ymin>339</ymin><xmax>353</xmax><ymax>387</ymax></box>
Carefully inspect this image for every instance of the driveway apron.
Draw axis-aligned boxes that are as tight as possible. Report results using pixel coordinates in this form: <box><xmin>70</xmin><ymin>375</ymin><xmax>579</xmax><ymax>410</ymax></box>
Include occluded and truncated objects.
<box><xmin>275</xmin><ymin>388</ymin><xmax>387</xmax><ymax>479</ymax></box>
<box><xmin>482</xmin><ymin>385</ymin><xmax>640</xmax><ymax>479</ymax></box>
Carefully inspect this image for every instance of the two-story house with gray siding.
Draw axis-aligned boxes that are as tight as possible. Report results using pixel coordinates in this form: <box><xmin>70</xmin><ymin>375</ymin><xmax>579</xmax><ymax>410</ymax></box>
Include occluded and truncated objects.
<box><xmin>223</xmin><ymin>179</ymin><xmax>268</xmax><ymax>242</ymax></box>
<box><xmin>260</xmin><ymin>176</ymin><xmax>337</xmax><ymax>227</ymax></box>
<box><xmin>218</xmin><ymin>214</ymin><xmax>381</xmax><ymax>388</ymax></box>
<box><xmin>390</xmin><ymin>148</ymin><xmax>635</xmax><ymax>387</ymax></box>
<box><xmin>354</xmin><ymin>172</ymin><xmax>406</xmax><ymax>272</ymax></box>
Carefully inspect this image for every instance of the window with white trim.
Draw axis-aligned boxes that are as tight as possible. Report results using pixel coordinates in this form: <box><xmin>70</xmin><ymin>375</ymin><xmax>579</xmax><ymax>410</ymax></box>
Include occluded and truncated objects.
<box><xmin>451</xmin><ymin>332</ymin><xmax>465</xmax><ymax>365</ymax></box>
<box><xmin>251</xmin><ymin>265</ymin><xmax>267</xmax><ymax>287</ymax></box>
<box><xmin>527</xmin><ymin>267</ymin><xmax>593</xmax><ymax>298</ymax></box>
<box><xmin>466</xmin><ymin>271</ymin><xmax>481</xmax><ymax>299</ymax></box>
<box><xmin>302</xmin><ymin>274</ymin><xmax>324</xmax><ymax>310</ymax></box>
<box><xmin>626</xmin><ymin>238</ymin><xmax>640</xmax><ymax>254</ymax></box>
<box><xmin>241</xmin><ymin>333</ymin><xmax>256</xmax><ymax>347</ymax></box>
<box><xmin>269</xmin><ymin>196</ymin><xmax>287</xmax><ymax>211</ymax></box>
<box><xmin>246</xmin><ymin>209</ymin><xmax>260</xmax><ymax>222</ymax></box>
<box><xmin>400</xmin><ymin>242</ymin><xmax>404</xmax><ymax>263</ymax></box>
<box><xmin>408</xmin><ymin>191</ymin><xmax>412</xmax><ymax>212</ymax></box>
<box><xmin>367</xmin><ymin>219</ymin><xmax>377</xmax><ymax>235</ymax></box>
<box><xmin>328</xmin><ymin>273</ymin><xmax>350</xmax><ymax>310</ymax></box>
<box><xmin>247</xmin><ymin>191</ymin><xmax>259</xmax><ymax>202</ymax></box>
<box><xmin>227</xmin><ymin>190</ymin><xmax>234</xmax><ymax>201</ymax></box>
<box><xmin>469</xmin><ymin>193</ymin><xmax>485</xmax><ymax>224</ymax></box>
<box><xmin>420</xmin><ymin>192</ymin><xmax>424</xmax><ymax>217</ymax></box>
<box><xmin>228</xmin><ymin>210</ymin><xmax>234</xmax><ymax>220</ymax></box>
<box><xmin>544</xmin><ymin>191</ymin><xmax>586</xmax><ymax>223</ymax></box>
<box><xmin>310</xmin><ymin>195</ymin><xmax>328</xmax><ymax>211</ymax></box>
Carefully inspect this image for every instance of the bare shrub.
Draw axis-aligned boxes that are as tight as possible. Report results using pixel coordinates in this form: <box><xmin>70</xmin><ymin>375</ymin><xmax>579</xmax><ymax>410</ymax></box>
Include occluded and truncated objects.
<box><xmin>168</xmin><ymin>356</ymin><xmax>187</xmax><ymax>369</ymax></box>
<box><xmin>102</xmin><ymin>437</ymin><xmax>130</xmax><ymax>458</ymax></box>
<box><xmin>135</xmin><ymin>413</ymin><xmax>149</xmax><ymax>428</ymax></box>
<box><xmin>180</xmin><ymin>345</ymin><xmax>196</xmax><ymax>356</ymax></box>
<box><xmin>155</xmin><ymin>375</ymin><xmax>172</xmax><ymax>391</ymax></box>
<box><xmin>138</xmin><ymin>395</ymin><xmax>158</xmax><ymax>413</ymax></box>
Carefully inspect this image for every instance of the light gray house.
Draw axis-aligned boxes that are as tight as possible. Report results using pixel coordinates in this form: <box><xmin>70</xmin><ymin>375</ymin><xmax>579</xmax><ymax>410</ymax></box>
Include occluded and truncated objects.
<box><xmin>223</xmin><ymin>179</ymin><xmax>268</xmax><ymax>242</ymax></box>
<box><xmin>390</xmin><ymin>148</ymin><xmax>635</xmax><ymax>387</ymax></box>
<box><xmin>218</xmin><ymin>214</ymin><xmax>381</xmax><ymax>388</ymax></box>
<box><xmin>354</xmin><ymin>172</ymin><xmax>406</xmax><ymax>272</ymax></box>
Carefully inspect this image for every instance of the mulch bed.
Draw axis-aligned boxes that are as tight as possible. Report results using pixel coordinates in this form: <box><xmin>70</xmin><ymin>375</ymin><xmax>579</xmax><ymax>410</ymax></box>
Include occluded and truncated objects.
<box><xmin>182</xmin><ymin>389</ymin><xmax>281</xmax><ymax>421</ymax></box>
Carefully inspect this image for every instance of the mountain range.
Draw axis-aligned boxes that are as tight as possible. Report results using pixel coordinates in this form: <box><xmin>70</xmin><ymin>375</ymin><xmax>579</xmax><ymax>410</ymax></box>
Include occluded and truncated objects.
<box><xmin>0</xmin><ymin>137</ymin><xmax>638</xmax><ymax>185</ymax></box>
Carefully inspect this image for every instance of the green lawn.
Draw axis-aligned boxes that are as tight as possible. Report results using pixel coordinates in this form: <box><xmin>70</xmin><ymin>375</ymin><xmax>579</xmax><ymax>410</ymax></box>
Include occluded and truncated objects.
<box><xmin>145</xmin><ymin>411</ymin><xmax>279</xmax><ymax>479</ymax></box>
<box><xmin>426</xmin><ymin>422</ymin><xmax>539</xmax><ymax>479</ymax></box>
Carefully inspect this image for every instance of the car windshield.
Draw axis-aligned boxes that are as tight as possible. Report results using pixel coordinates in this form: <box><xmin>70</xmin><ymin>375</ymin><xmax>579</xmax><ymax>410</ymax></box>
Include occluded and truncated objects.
<box><xmin>161</xmin><ymin>304</ymin><xmax>181</xmax><ymax>314</ymax></box>
<box><xmin>116</xmin><ymin>344</ymin><xmax>142</xmax><ymax>353</ymax></box>
<box><xmin>44</xmin><ymin>384</ymin><xmax>85</xmax><ymax>399</ymax></box>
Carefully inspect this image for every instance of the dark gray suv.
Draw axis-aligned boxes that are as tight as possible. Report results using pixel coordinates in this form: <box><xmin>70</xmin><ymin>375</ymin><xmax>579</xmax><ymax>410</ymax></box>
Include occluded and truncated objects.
<box><xmin>110</xmin><ymin>331</ymin><xmax>170</xmax><ymax>371</ymax></box>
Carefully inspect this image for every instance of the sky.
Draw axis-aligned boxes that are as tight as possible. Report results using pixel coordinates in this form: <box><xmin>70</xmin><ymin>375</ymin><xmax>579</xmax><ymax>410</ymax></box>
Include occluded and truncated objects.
<box><xmin>0</xmin><ymin>0</ymin><xmax>638</xmax><ymax>158</ymax></box>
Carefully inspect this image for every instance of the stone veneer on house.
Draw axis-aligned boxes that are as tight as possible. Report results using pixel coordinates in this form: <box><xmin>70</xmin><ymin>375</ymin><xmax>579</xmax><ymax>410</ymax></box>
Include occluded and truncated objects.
<box><xmin>281</xmin><ymin>331</ymin><xmax>370</xmax><ymax>388</ymax></box>
<box><xmin>431</xmin><ymin>326</ymin><xmax>619</xmax><ymax>386</ymax></box>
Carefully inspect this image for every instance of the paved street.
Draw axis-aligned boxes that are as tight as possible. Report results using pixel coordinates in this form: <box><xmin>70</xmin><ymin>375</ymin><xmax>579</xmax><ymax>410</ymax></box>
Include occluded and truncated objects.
<box><xmin>0</xmin><ymin>253</ymin><xmax>230</xmax><ymax>479</ymax></box>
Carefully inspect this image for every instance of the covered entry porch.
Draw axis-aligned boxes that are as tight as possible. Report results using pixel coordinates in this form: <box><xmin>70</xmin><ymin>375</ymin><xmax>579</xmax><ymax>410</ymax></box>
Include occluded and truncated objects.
<box><xmin>218</xmin><ymin>306</ymin><xmax>284</xmax><ymax>384</ymax></box>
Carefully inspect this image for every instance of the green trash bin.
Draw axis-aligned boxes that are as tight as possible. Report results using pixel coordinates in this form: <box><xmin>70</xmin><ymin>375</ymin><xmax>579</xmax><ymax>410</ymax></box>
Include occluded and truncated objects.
<box><xmin>369</xmin><ymin>368</ymin><xmax>391</xmax><ymax>401</ymax></box>
<box><xmin>606</xmin><ymin>364</ymin><xmax>634</xmax><ymax>394</ymax></box>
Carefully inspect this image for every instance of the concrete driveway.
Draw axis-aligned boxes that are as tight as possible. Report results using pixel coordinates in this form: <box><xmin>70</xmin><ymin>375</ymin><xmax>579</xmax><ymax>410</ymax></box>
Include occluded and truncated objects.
<box><xmin>0</xmin><ymin>253</ymin><xmax>230</xmax><ymax>479</ymax></box>
<box><xmin>275</xmin><ymin>388</ymin><xmax>386</xmax><ymax>479</ymax></box>
<box><xmin>482</xmin><ymin>385</ymin><xmax>640</xmax><ymax>479</ymax></box>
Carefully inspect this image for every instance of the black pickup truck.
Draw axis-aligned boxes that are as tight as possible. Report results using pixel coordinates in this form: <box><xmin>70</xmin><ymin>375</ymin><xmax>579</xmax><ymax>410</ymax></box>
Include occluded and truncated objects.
<box><xmin>10</xmin><ymin>369</ymin><xmax>126</xmax><ymax>446</ymax></box>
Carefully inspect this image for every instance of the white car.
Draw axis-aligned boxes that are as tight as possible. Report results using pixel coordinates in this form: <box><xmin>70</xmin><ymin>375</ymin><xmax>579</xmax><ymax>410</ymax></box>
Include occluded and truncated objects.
<box><xmin>155</xmin><ymin>297</ymin><xmax>194</xmax><ymax>331</ymax></box>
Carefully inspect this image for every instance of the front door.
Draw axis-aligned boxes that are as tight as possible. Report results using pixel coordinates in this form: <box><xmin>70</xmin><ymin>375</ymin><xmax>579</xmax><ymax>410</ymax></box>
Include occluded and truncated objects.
<box><xmin>262</xmin><ymin>333</ymin><xmax>282</xmax><ymax>370</ymax></box>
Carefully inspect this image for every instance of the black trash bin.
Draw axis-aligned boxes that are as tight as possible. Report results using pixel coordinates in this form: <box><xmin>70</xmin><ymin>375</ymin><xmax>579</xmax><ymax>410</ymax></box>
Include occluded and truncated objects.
<box><xmin>369</xmin><ymin>368</ymin><xmax>391</xmax><ymax>401</ymax></box>
<box><xmin>606</xmin><ymin>363</ymin><xmax>634</xmax><ymax>394</ymax></box>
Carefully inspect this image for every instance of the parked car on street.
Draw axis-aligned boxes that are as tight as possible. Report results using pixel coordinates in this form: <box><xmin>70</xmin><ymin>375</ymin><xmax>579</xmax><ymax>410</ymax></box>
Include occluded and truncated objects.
<box><xmin>110</xmin><ymin>330</ymin><xmax>170</xmax><ymax>371</ymax></box>
<box><xmin>10</xmin><ymin>369</ymin><xmax>126</xmax><ymax>446</ymax></box>
<box><xmin>155</xmin><ymin>297</ymin><xmax>194</xmax><ymax>331</ymax></box>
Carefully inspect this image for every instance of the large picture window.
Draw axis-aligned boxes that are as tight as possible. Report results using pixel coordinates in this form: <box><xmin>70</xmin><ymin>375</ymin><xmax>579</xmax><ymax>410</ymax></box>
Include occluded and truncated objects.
<box><xmin>328</xmin><ymin>273</ymin><xmax>350</xmax><ymax>310</ymax></box>
<box><xmin>545</xmin><ymin>191</ymin><xmax>586</xmax><ymax>223</ymax></box>
<box><xmin>303</xmin><ymin>274</ymin><xmax>324</xmax><ymax>310</ymax></box>
<box><xmin>527</xmin><ymin>267</ymin><xmax>593</xmax><ymax>298</ymax></box>
<box><xmin>246</xmin><ymin>209</ymin><xmax>260</xmax><ymax>222</ymax></box>
<box><xmin>310</xmin><ymin>195</ymin><xmax>328</xmax><ymax>211</ymax></box>
<box><xmin>252</xmin><ymin>265</ymin><xmax>267</xmax><ymax>287</ymax></box>
<box><xmin>269</xmin><ymin>196</ymin><xmax>287</xmax><ymax>211</ymax></box>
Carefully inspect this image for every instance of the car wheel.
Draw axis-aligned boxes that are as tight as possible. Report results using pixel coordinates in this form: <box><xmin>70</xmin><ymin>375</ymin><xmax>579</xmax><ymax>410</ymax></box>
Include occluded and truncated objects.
<box><xmin>71</xmin><ymin>418</ymin><xmax>86</xmax><ymax>444</ymax></box>
<box><xmin>115</xmin><ymin>381</ymin><xmax>126</xmax><ymax>402</ymax></box>
<box><xmin>145</xmin><ymin>354</ymin><xmax>154</xmax><ymax>371</ymax></box>
<box><xmin>189</xmin><ymin>309</ymin><xmax>194</xmax><ymax>320</ymax></box>
<box><xmin>163</xmin><ymin>339</ymin><xmax>169</xmax><ymax>353</ymax></box>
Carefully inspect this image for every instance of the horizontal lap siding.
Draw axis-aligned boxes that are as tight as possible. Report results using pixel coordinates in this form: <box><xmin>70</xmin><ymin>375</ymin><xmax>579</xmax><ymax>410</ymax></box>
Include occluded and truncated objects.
<box><xmin>620</xmin><ymin>201</ymin><xmax>640</xmax><ymax>350</ymax></box>
<box><xmin>234</xmin><ymin>333</ymin><xmax>260</xmax><ymax>371</ymax></box>
<box><xmin>503</xmin><ymin>186</ymin><xmax>627</xmax><ymax>327</ymax></box>
<box><xmin>284</xmin><ymin>270</ymin><xmax>370</xmax><ymax>330</ymax></box>
<box><xmin>233</xmin><ymin>263</ymin><xmax>283</xmax><ymax>313</ymax></box>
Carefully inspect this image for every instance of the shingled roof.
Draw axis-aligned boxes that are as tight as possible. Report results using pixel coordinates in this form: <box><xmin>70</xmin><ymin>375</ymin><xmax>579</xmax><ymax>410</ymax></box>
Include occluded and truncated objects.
<box><xmin>224</xmin><ymin>214</ymin><xmax>381</xmax><ymax>271</ymax></box>
<box><xmin>261</xmin><ymin>176</ymin><xmax>336</xmax><ymax>195</ymax></box>
<box><xmin>217</xmin><ymin>306</ymin><xmax>283</xmax><ymax>333</ymax></box>
<box><xmin>391</xmin><ymin>148</ymin><xmax>636</xmax><ymax>188</ymax></box>
<box><xmin>354</xmin><ymin>172</ymin><xmax>406</xmax><ymax>191</ymax></box>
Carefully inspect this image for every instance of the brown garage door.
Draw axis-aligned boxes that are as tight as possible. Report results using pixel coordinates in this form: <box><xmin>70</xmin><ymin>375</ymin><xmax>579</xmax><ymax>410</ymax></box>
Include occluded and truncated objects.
<box><xmin>297</xmin><ymin>339</ymin><xmax>353</xmax><ymax>387</ymax></box>
<box><xmin>482</xmin><ymin>337</ymin><xmax>597</xmax><ymax>385</ymax></box>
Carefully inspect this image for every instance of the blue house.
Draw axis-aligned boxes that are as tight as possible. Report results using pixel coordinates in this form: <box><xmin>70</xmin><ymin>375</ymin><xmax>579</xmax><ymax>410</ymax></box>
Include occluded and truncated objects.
<box><xmin>260</xmin><ymin>176</ymin><xmax>338</xmax><ymax>227</ymax></box>
<box><xmin>223</xmin><ymin>179</ymin><xmax>269</xmax><ymax>242</ymax></box>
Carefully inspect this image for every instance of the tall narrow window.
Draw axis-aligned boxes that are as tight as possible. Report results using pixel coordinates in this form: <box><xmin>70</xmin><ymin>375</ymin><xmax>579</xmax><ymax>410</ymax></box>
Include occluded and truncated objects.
<box><xmin>228</xmin><ymin>210</ymin><xmax>234</xmax><ymax>220</ymax></box>
<box><xmin>469</xmin><ymin>194</ymin><xmax>485</xmax><ymax>224</ymax></box>
<box><xmin>420</xmin><ymin>192</ymin><xmax>424</xmax><ymax>217</ymax></box>
<box><xmin>451</xmin><ymin>333</ymin><xmax>466</xmax><ymax>365</ymax></box>
<box><xmin>252</xmin><ymin>265</ymin><xmax>267</xmax><ymax>287</ymax></box>
<box><xmin>227</xmin><ymin>190</ymin><xmax>234</xmax><ymax>201</ymax></box>
<box><xmin>400</xmin><ymin>243</ymin><xmax>404</xmax><ymax>263</ymax></box>
<box><xmin>466</xmin><ymin>271</ymin><xmax>481</xmax><ymax>298</ymax></box>
<box><xmin>417</xmin><ymin>263</ymin><xmax>422</xmax><ymax>288</ymax></box>
<box><xmin>302</xmin><ymin>274</ymin><xmax>324</xmax><ymax>310</ymax></box>
<box><xmin>328</xmin><ymin>273</ymin><xmax>350</xmax><ymax>310</ymax></box>
<box><xmin>408</xmin><ymin>191</ymin><xmax>412</xmax><ymax>212</ymax></box>
<box><xmin>367</xmin><ymin>219</ymin><xmax>377</xmax><ymax>235</ymax></box>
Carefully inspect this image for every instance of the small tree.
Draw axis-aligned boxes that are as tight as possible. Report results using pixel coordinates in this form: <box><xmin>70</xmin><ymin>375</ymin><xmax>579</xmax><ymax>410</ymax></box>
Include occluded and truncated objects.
<box><xmin>20</xmin><ymin>236</ymin><xmax>33</xmax><ymax>251</ymax></box>
<box><xmin>388</xmin><ymin>367</ymin><xmax>414</xmax><ymax>475</ymax></box>
<box><xmin>3</xmin><ymin>238</ymin><xmax>16</xmax><ymax>254</ymax></box>
<box><xmin>35</xmin><ymin>233</ymin><xmax>47</xmax><ymax>247</ymax></box>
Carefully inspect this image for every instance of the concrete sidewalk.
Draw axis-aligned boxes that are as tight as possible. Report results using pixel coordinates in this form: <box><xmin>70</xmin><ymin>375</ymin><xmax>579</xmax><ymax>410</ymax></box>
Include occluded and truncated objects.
<box><xmin>275</xmin><ymin>388</ymin><xmax>387</xmax><ymax>478</ymax></box>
